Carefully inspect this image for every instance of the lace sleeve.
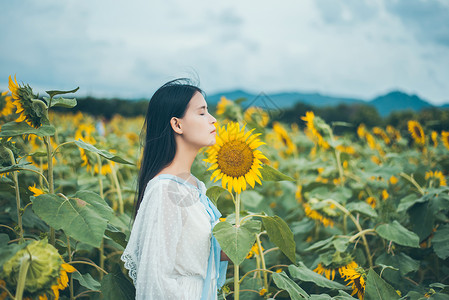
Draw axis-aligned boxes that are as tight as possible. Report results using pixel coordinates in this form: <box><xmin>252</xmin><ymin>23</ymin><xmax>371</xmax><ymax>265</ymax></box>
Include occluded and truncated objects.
<box><xmin>121</xmin><ymin>181</ymin><xmax>186</xmax><ymax>300</ymax></box>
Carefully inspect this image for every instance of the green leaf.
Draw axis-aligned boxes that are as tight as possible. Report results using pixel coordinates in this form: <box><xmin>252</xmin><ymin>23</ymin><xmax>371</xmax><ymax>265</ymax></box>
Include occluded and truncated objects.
<box><xmin>32</xmin><ymin>191</ymin><xmax>114</xmax><ymax>247</ymax></box>
<box><xmin>364</xmin><ymin>269</ymin><xmax>400</xmax><ymax>300</ymax></box>
<box><xmin>206</xmin><ymin>186</ymin><xmax>228</xmax><ymax>206</ymax></box>
<box><xmin>397</xmin><ymin>194</ymin><xmax>422</xmax><ymax>213</ymax></box>
<box><xmin>262</xmin><ymin>216</ymin><xmax>296</xmax><ymax>263</ymax></box>
<box><xmin>408</xmin><ymin>201</ymin><xmax>435</xmax><ymax>241</ymax></box>
<box><xmin>75</xmin><ymin>139</ymin><xmax>134</xmax><ymax>165</ymax></box>
<box><xmin>0</xmin><ymin>162</ymin><xmax>32</xmax><ymax>174</ymax></box>
<box><xmin>433</xmin><ymin>224</ymin><xmax>449</xmax><ymax>260</ymax></box>
<box><xmin>333</xmin><ymin>237</ymin><xmax>350</xmax><ymax>252</ymax></box>
<box><xmin>105</xmin><ymin>227</ymin><xmax>128</xmax><ymax>249</ymax></box>
<box><xmin>72</xmin><ymin>271</ymin><xmax>101</xmax><ymax>290</ymax></box>
<box><xmin>375</xmin><ymin>220</ymin><xmax>420</xmax><ymax>248</ymax></box>
<box><xmin>0</xmin><ymin>122</ymin><xmax>55</xmax><ymax>137</ymax></box>
<box><xmin>346</xmin><ymin>202</ymin><xmax>378</xmax><ymax>218</ymax></box>
<box><xmin>288</xmin><ymin>262</ymin><xmax>348</xmax><ymax>290</ymax></box>
<box><xmin>376</xmin><ymin>252</ymin><xmax>419</xmax><ymax>276</ymax></box>
<box><xmin>260</xmin><ymin>164</ymin><xmax>295</xmax><ymax>181</ymax></box>
<box><xmin>44</xmin><ymin>96</ymin><xmax>77</xmax><ymax>108</ymax></box>
<box><xmin>309</xmin><ymin>294</ymin><xmax>333</xmax><ymax>300</ymax></box>
<box><xmin>46</xmin><ymin>87</ymin><xmax>79</xmax><ymax>98</ymax></box>
<box><xmin>305</xmin><ymin>236</ymin><xmax>334</xmax><ymax>252</ymax></box>
<box><xmin>272</xmin><ymin>271</ymin><xmax>309</xmax><ymax>299</ymax></box>
<box><xmin>212</xmin><ymin>219</ymin><xmax>261</xmax><ymax>265</ymax></box>
<box><xmin>100</xmin><ymin>264</ymin><xmax>135</xmax><ymax>300</ymax></box>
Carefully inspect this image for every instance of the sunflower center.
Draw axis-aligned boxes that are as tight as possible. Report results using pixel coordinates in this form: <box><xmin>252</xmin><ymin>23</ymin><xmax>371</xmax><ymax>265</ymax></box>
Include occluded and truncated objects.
<box><xmin>217</xmin><ymin>140</ymin><xmax>254</xmax><ymax>177</ymax></box>
<box><xmin>413</xmin><ymin>127</ymin><xmax>422</xmax><ymax>139</ymax></box>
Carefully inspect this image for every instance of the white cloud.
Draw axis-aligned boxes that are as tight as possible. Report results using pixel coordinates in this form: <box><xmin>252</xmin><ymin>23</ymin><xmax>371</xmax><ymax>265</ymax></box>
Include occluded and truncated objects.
<box><xmin>0</xmin><ymin>0</ymin><xmax>448</xmax><ymax>104</ymax></box>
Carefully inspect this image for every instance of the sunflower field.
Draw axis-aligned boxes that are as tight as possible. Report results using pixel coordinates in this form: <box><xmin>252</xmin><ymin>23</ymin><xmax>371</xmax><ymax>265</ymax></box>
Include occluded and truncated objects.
<box><xmin>1</xmin><ymin>76</ymin><xmax>449</xmax><ymax>300</ymax></box>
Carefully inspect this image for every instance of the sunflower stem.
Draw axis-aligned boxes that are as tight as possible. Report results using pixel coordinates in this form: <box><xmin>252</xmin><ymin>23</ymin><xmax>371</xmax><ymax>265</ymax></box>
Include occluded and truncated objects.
<box><xmin>326</xmin><ymin>126</ymin><xmax>344</xmax><ymax>184</ymax></box>
<box><xmin>109</xmin><ymin>161</ymin><xmax>124</xmax><ymax>214</ymax></box>
<box><xmin>44</xmin><ymin>136</ymin><xmax>56</xmax><ymax>246</ymax></box>
<box><xmin>256</xmin><ymin>233</ymin><xmax>269</xmax><ymax>291</ymax></box>
<box><xmin>234</xmin><ymin>192</ymin><xmax>241</xmax><ymax>300</ymax></box>
<box><xmin>323</xmin><ymin>199</ymin><xmax>373</xmax><ymax>267</ymax></box>
<box><xmin>15</xmin><ymin>251</ymin><xmax>31</xmax><ymax>300</ymax></box>
<box><xmin>6</xmin><ymin>148</ymin><xmax>24</xmax><ymax>243</ymax></box>
<box><xmin>399</xmin><ymin>172</ymin><xmax>425</xmax><ymax>196</ymax></box>
<box><xmin>67</xmin><ymin>234</ymin><xmax>75</xmax><ymax>300</ymax></box>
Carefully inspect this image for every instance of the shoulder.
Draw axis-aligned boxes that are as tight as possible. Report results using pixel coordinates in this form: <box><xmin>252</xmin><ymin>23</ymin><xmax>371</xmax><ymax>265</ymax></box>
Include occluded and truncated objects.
<box><xmin>144</xmin><ymin>176</ymin><xmax>201</xmax><ymax>208</ymax></box>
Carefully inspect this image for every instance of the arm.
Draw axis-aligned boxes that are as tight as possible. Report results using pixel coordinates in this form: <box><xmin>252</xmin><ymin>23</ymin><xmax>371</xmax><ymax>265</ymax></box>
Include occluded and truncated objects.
<box><xmin>133</xmin><ymin>183</ymin><xmax>185</xmax><ymax>299</ymax></box>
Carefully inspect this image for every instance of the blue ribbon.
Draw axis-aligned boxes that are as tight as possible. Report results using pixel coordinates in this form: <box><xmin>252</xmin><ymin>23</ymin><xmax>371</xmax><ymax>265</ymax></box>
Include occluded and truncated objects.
<box><xmin>198</xmin><ymin>191</ymin><xmax>228</xmax><ymax>300</ymax></box>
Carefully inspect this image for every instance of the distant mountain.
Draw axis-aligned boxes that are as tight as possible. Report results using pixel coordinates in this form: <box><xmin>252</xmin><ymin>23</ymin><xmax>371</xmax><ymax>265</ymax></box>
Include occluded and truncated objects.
<box><xmin>369</xmin><ymin>91</ymin><xmax>433</xmax><ymax>116</ymax></box>
<box><xmin>207</xmin><ymin>90</ymin><xmax>364</xmax><ymax>109</ymax></box>
<box><xmin>207</xmin><ymin>89</ymin><xmax>446</xmax><ymax>116</ymax></box>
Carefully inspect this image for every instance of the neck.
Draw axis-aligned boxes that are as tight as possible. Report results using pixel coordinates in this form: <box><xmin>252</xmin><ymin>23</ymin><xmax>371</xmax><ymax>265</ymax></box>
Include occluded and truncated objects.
<box><xmin>159</xmin><ymin>139</ymin><xmax>199</xmax><ymax>176</ymax></box>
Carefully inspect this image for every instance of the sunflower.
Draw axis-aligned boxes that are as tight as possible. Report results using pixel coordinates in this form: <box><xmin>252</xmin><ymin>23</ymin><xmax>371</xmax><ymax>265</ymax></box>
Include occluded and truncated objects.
<box><xmin>340</xmin><ymin>265</ymin><xmax>365</xmax><ymax>300</ymax></box>
<box><xmin>51</xmin><ymin>263</ymin><xmax>76</xmax><ymax>300</ymax></box>
<box><xmin>386</xmin><ymin>125</ymin><xmax>401</xmax><ymax>142</ymax></box>
<box><xmin>245</xmin><ymin>243</ymin><xmax>264</xmax><ymax>259</ymax></box>
<box><xmin>74</xmin><ymin>124</ymin><xmax>97</xmax><ymax>171</ymax></box>
<box><xmin>357</xmin><ymin>124</ymin><xmax>366</xmax><ymax>139</ymax></box>
<box><xmin>303</xmin><ymin>202</ymin><xmax>334</xmax><ymax>227</ymax></box>
<box><xmin>29</xmin><ymin>184</ymin><xmax>44</xmax><ymax>196</ymax></box>
<box><xmin>408</xmin><ymin>120</ymin><xmax>425</xmax><ymax>146</ymax></box>
<box><xmin>301</xmin><ymin>111</ymin><xmax>330</xmax><ymax>149</ymax></box>
<box><xmin>425</xmin><ymin>171</ymin><xmax>447</xmax><ymax>187</ymax></box>
<box><xmin>314</xmin><ymin>260</ymin><xmax>358</xmax><ymax>281</ymax></box>
<box><xmin>366</xmin><ymin>196</ymin><xmax>376</xmax><ymax>209</ymax></box>
<box><xmin>389</xmin><ymin>175</ymin><xmax>398</xmax><ymax>185</ymax></box>
<box><xmin>0</xmin><ymin>90</ymin><xmax>15</xmax><ymax>117</ymax></box>
<box><xmin>8</xmin><ymin>75</ymin><xmax>48</xmax><ymax>128</ymax></box>
<box><xmin>272</xmin><ymin>122</ymin><xmax>297</xmax><ymax>155</ymax></box>
<box><xmin>244</xmin><ymin>106</ymin><xmax>269</xmax><ymax>127</ymax></box>
<box><xmin>204</xmin><ymin>122</ymin><xmax>268</xmax><ymax>194</ymax></box>
<box><xmin>216</xmin><ymin>96</ymin><xmax>233</xmax><ymax>115</ymax></box>
<box><xmin>431</xmin><ymin>131</ymin><xmax>438</xmax><ymax>147</ymax></box>
<box><xmin>442</xmin><ymin>131</ymin><xmax>449</xmax><ymax>150</ymax></box>
<box><xmin>372</xmin><ymin>127</ymin><xmax>390</xmax><ymax>145</ymax></box>
<box><xmin>336</xmin><ymin>145</ymin><xmax>355</xmax><ymax>155</ymax></box>
<box><xmin>2</xmin><ymin>239</ymin><xmax>76</xmax><ymax>299</ymax></box>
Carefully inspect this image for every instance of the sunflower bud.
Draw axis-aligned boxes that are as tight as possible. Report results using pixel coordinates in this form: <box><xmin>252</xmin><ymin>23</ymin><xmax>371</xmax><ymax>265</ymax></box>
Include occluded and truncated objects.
<box><xmin>2</xmin><ymin>239</ymin><xmax>62</xmax><ymax>294</ymax></box>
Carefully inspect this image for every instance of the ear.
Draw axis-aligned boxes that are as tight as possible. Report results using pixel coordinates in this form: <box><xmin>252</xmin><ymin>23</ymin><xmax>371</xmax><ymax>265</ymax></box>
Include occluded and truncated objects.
<box><xmin>170</xmin><ymin>117</ymin><xmax>183</xmax><ymax>134</ymax></box>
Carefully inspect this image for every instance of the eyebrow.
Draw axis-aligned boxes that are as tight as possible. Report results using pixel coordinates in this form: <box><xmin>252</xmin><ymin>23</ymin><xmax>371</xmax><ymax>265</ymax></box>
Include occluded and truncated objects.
<box><xmin>197</xmin><ymin>105</ymin><xmax>208</xmax><ymax>110</ymax></box>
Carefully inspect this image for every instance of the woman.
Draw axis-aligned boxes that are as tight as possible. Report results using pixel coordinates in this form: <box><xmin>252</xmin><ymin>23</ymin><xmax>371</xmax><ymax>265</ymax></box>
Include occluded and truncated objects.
<box><xmin>121</xmin><ymin>79</ymin><xmax>228</xmax><ymax>299</ymax></box>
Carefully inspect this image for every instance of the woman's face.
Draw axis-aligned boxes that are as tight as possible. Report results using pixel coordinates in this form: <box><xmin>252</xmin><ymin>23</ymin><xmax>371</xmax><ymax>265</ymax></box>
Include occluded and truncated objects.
<box><xmin>177</xmin><ymin>92</ymin><xmax>217</xmax><ymax>149</ymax></box>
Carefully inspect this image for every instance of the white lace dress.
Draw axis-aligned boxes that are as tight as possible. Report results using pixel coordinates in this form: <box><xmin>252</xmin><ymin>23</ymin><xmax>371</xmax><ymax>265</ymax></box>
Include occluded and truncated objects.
<box><xmin>121</xmin><ymin>174</ymin><xmax>219</xmax><ymax>300</ymax></box>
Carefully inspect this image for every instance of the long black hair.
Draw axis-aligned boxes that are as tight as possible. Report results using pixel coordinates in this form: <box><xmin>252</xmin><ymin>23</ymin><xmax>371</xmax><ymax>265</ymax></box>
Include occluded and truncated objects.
<box><xmin>134</xmin><ymin>78</ymin><xmax>203</xmax><ymax>217</ymax></box>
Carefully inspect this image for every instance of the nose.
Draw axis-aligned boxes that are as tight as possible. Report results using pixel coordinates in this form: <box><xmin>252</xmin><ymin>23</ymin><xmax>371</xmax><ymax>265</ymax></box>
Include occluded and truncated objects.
<box><xmin>209</xmin><ymin>112</ymin><xmax>217</xmax><ymax>124</ymax></box>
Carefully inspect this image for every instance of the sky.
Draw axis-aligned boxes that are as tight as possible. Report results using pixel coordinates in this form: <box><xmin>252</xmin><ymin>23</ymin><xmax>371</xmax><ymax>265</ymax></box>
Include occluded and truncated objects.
<box><xmin>1</xmin><ymin>0</ymin><xmax>448</xmax><ymax>105</ymax></box>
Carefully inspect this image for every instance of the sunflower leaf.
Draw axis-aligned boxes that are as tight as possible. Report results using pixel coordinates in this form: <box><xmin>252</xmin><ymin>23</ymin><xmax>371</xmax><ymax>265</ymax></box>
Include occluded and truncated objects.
<box><xmin>72</xmin><ymin>271</ymin><xmax>101</xmax><ymax>291</ymax></box>
<box><xmin>262</xmin><ymin>215</ymin><xmax>296</xmax><ymax>263</ymax></box>
<box><xmin>0</xmin><ymin>122</ymin><xmax>55</xmax><ymax>137</ymax></box>
<box><xmin>289</xmin><ymin>262</ymin><xmax>348</xmax><ymax>290</ymax></box>
<box><xmin>100</xmin><ymin>264</ymin><xmax>135</xmax><ymax>300</ymax></box>
<box><xmin>432</xmin><ymin>224</ymin><xmax>449</xmax><ymax>260</ymax></box>
<box><xmin>375</xmin><ymin>220</ymin><xmax>420</xmax><ymax>248</ymax></box>
<box><xmin>260</xmin><ymin>164</ymin><xmax>294</xmax><ymax>181</ymax></box>
<box><xmin>206</xmin><ymin>186</ymin><xmax>229</xmax><ymax>206</ymax></box>
<box><xmin>75</xmin><ymin>139</ymin><xmax>134</xmax><ymax>165</ymax></box>
<box><xmin>43</xmin><ymin>96</ymin><xmax>77</xmax><ymax>108</ymax></box>
<box><xmin>213</xmin><ymin>219</ymin><xmax>261</xmax><ymax>265</ymax></box>
<box><xmin>32</xmin><ymin>191</ymin><xmax>114</xmax><ymax>247</ymax></box>
<box><xmin>272</xmin><ymin>271</ymin><xmax>309</xmax><ymax>299</ymax></box>
<box><xmin>364</xmin><ymin>269</ymin><xmax>400</xmax><ymax>300</ymax></box>
<box><xmin>0</xmin><ymin>162</ymin><xmax>32</xmax><ymax>174</ymax></box>
<box><xmin>45</xmin><ymin>87</ymin><xmax>79</xmax><ymax>98</ymax></box>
